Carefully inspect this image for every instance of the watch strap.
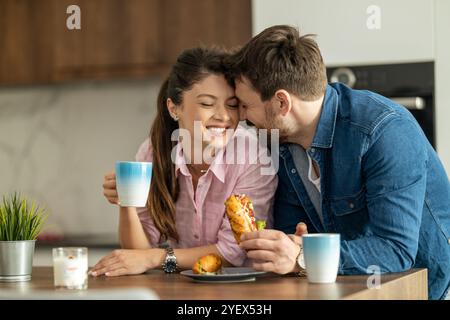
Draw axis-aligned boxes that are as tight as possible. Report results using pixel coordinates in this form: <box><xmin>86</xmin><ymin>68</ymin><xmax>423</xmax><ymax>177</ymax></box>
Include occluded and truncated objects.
<box><xmin>166</xmin><ymin>247</ymin><xmax>175</xmax><ymax>257</ymax></box>
<box><xmin>162</xmin><ymin>246</ymin><xmax>178</xmax><ymax>273</ymax></box>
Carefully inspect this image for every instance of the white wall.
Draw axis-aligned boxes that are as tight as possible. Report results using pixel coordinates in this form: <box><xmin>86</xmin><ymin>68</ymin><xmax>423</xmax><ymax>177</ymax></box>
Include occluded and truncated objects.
<box><xmin>434</xmin><ymin>0</ymin><xmax>450</xmax><ymax>174</ymax></box>
<box><xmin>253</xmin><ymin>0</ymin><xmax>435</xmax><ymax>66</ymax></box>
<box><xmin>0</xmin><ymin>79</ymin><xmax>160</xmax><ymax>237</ymax></box>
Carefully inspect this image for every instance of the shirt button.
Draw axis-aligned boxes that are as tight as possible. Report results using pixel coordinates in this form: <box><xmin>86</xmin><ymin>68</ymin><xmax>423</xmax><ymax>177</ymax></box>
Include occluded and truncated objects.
<box><xmin>291</xmin><ymin>168</ymin><xmax>297</xmax><ymax>174</ymax></box>
<box><xmin>349</xmin><ymin>203</ymin><xmax>355</xmax><ymax>209</ymax></box>
<box><xmin>448</xmin><ymin>238</ymin><xmax>450</xmax><ymax>245</ymax></box>
<box><xmin>310</xmin><ymin>148</ymin><xmax>316</xmax><ymax>153</ymax></box>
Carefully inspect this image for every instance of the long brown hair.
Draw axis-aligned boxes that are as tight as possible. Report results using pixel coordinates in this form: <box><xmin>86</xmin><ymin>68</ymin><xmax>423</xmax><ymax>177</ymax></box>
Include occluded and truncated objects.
<box><xmin>148</xmin><ymin>47</ymin><xmax>233</xmax><ymax>243</ymax></box>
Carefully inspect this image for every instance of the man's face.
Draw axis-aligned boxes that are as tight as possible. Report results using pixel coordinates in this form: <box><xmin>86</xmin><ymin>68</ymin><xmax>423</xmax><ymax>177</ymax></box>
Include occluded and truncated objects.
<box><xmin>235</xmin><ymin>77</ymin><xmax>293</xmax><ymax>142</ymax></box>
<box><xmin>235</xmin><ymin>77</ymin><xmax>272</xmax><ymax>129</ymax></box>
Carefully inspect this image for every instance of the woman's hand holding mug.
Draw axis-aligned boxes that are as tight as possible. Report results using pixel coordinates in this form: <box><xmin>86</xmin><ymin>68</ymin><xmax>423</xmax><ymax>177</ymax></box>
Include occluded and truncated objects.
<box><xmin>103</xmin><ymin>171</ymin><xmax>119</xmax><ymax>205</ymax></box>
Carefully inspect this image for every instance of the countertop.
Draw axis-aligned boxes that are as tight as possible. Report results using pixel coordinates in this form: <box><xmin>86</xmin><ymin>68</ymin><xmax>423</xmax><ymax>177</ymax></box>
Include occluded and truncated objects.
<box><xmin>0</xmin><ymin>267</ymin><xmax>428</xmax><ymax>300</ymax></box>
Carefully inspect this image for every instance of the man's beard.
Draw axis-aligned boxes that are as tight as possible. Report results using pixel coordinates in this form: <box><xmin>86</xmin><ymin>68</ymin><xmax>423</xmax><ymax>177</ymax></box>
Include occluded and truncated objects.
<box><xmin>244</xmin><ymin>118</ymin><xmax>285</xmax><ymax>142</ymax></box>
<box><xmin>264</xmin><ymin>106</ymin><xmax>292</xmax><ymax>143</ymax></box>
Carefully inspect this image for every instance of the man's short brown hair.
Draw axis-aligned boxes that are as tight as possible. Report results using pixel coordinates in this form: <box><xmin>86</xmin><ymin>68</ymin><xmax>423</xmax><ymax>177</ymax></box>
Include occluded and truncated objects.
<box><xmin>228</xmin><ymin>25</ymin><xmax>327</xmax><ymax>101</ymax></box>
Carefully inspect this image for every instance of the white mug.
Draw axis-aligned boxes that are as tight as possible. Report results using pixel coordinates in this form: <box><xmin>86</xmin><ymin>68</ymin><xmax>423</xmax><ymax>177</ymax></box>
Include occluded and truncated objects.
<box><xmin>302</xmin><ymin>233</ymin><xmax>340</xmax><ymax>283</ymax></box>
<box><xmin>115</xmin><ymin>161</ymin><xmax>152</xmax><ymax>207</ymax></box>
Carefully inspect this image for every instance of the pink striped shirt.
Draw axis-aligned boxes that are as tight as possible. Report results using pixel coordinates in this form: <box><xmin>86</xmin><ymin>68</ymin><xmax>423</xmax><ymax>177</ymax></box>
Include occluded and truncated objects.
<box><xmin>135</xmin><ymin>127</ymin><xmax>278</xmax><ymax>266</ymax></box>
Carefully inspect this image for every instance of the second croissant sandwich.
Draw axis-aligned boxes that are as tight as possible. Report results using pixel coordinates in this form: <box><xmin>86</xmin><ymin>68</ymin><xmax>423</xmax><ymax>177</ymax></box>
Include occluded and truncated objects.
<box><xmin>192</xmin><ymin>254</ymin><xmax>222</xmax><ymax>274</ymax></box>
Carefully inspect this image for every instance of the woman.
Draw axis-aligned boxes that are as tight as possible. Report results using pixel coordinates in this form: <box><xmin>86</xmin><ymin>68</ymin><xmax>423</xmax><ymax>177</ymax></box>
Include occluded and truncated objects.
<box><xmin>90</xmin><ymin>47</ymin><xmax>277</xmax><ymax>277</ymax></box>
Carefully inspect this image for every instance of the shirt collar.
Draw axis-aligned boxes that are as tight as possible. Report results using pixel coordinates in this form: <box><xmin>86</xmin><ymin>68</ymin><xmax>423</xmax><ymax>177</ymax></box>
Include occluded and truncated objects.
<box><xmin>174</xmin><ymin>142</ymin><xmax>190</xmax><ymax>178</ymax></box>
<box><xmin>310</xmin><ymin>84</ymin><xmax>339</xmax><ymax>149</ymax></box>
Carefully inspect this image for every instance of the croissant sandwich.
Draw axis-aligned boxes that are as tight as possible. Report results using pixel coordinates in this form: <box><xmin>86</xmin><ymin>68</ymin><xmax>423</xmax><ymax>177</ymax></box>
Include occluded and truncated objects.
<box><xmin>225</xmin><ymin>194</ymin><xmax>265</xmax><ymax>243</ymax></box>
<box><xmin>192</xmin><ymin>254</ymin><xmax>222</xmax><ymax>275</ymax></box>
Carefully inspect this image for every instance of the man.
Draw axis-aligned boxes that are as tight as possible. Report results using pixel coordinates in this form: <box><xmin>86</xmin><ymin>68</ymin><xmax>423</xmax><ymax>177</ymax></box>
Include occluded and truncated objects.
<box><xmin>229</xmin><ymin>25</ymin><xmax>450</xmax><ymax>300</ymax></box>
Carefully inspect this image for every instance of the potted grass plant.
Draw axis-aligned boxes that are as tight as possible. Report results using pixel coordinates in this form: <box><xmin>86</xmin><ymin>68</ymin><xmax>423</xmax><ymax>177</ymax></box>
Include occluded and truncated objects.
<box><xmin>0</xmin><ymin>192</ymin><xmax>48</xmax><ymax>282</ymax></box>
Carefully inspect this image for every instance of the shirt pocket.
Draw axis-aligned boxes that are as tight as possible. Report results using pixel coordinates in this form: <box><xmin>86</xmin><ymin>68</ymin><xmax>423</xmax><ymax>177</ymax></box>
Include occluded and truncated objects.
<box><xmin>328</xmin><ymin>189</ymin><xmax>369</xmax><ymax>239</ymax></box>
<box><xmin>329</xmin><ymin>188</ymin><xmax>366</xmax><ymax>216</ymax></box>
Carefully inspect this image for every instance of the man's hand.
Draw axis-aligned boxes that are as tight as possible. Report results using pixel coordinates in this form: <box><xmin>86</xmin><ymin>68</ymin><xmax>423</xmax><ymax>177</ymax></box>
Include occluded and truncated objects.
<box><xmin>239</xmin><ymin>229</ymin><xmax>300</xmax><ymax>274</ymax></box>
<box><xmin>295</xmin><ymin>222</ymin><xmax>308</xmax><ymax>236</ymax></box>
<box><xmin>288</xmin><ymin>222</ymin><xmax>309</xmax><ymax>245</ymax></box>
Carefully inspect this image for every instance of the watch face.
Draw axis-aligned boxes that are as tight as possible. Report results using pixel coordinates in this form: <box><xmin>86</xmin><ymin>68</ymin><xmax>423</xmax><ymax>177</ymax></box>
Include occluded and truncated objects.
<box><xmin>164</xmin><ymin>258</ymin><xmax>178</xmax><ymax>273</ymax></box>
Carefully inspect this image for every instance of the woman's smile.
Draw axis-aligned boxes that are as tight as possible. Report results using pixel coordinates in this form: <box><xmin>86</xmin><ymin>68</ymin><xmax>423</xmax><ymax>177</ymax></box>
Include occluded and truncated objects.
<box><xmin>206</xmin><ymin>126</ymin><xmax>230</xmax><ymax>137</ymax></box>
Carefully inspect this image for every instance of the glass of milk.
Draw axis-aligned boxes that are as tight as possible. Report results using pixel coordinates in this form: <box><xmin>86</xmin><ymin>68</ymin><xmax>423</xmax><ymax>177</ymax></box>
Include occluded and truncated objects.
<box><xmin>52</xmin><ymin>247</ymin><xmax>88</xmax><ymax>290</ymax></box>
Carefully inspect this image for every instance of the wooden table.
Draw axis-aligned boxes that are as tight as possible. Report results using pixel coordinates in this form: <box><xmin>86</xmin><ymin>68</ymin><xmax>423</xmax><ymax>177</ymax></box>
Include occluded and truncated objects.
<box><xmin>0</xmin><ymin>267</ymin><xmax>428</xmax><ymax>300</ymax></box>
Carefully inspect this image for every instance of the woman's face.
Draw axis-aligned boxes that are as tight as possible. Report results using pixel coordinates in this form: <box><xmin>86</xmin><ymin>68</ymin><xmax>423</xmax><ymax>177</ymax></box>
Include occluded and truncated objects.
<box><xmin>168</xmin><ymin>74</ymin><xmax>239</xmax><ymax>157</ymax></box>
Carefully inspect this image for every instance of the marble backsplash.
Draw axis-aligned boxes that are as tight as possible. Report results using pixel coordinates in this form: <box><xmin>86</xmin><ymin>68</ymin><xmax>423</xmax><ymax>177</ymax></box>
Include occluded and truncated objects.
<box><xmin>0</xmin><ymin>79</ymin><xmax>160</xmax><ymax>238</ymax></box>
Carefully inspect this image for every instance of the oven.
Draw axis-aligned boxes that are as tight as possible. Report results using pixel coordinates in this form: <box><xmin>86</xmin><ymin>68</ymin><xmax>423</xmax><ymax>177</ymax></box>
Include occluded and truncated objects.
<box><xmin>327</xmin><ymin>62</ymin><xmax>435</xmax><ymax>148</ymax></box>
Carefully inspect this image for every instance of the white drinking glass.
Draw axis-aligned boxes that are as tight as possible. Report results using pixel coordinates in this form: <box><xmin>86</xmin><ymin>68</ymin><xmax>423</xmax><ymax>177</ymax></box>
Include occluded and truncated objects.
<box><xmin>52</xmin><ymin>247</ymin><xmax>88</xmax><ymax>290</ymax></box>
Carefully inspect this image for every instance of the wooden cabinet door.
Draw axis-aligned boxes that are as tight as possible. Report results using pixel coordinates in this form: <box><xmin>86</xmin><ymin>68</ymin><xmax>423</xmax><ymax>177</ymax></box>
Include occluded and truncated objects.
<box><xmin>52</xmin><ymin>0</ymin><xmax>162</xmax><ymax>81</ymax></box>
<box><xmin>0</xmin><ymin>0</ymin><xmax>252</xmax><ymax>85</ymax></box>
<box><xmin>160</xmin><ymin>0</ymin><xmax>252</xmax><ymax>64</ymax></box>
<box><xmin>0</xmin><ymin>0</ymin><xmax>54</xmax><ymax>85</ymax></box>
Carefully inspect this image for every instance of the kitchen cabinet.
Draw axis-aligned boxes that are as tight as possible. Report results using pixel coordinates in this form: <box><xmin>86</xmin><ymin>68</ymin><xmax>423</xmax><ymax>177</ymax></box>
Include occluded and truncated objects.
<box><xmin>0</xmin><ymin>0</ymin><xmax>54</xmax><ymax>84</ymax></box>
<box><xmin>0</xmin><ymin>0</ymin><xmax>252</xmax><ymax>85</ymax></box>
<box><xmin>52</xmin><ymin>0</ymin><xmax>162</xmax><ymax>81</ymax></box>
<box><xmin>253</xmin><ymin>0</ymin><xmax>434</xmax><ymax>66</ymax></box>
<box><xmin>160</xmin><ymin>0</ymin><xmax>252</xmax><ymax>64</ymax></box>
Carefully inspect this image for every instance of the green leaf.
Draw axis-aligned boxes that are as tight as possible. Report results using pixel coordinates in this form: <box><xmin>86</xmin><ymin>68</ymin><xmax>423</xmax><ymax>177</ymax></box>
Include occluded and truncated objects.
<box><xmin>0</xmin><ymin>192</ymin><xmax>48</xmax><ymax>241</ymax></box>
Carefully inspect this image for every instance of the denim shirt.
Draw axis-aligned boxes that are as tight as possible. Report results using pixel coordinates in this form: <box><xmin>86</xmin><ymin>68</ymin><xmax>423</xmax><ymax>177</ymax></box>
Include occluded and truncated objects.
<box><xmin>274</xmin><ymin>83</ymin><xmax>450</xmax><ymax>300</ymax></box>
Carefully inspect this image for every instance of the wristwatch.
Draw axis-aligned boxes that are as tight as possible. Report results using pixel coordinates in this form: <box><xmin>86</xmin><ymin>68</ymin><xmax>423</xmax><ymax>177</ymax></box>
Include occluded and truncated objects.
<box><xmin>296</xmin><ymin>243</ymin><xmax>307</xmax><ymax>275</ymax></box>
<box><xmin>162</xmin><ymin>247</ymin><xmax>178</xmax><ymax>273</ymax></box>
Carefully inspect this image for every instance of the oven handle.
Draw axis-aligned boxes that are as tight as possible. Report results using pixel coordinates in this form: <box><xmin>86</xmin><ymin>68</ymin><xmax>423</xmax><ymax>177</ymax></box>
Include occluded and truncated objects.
<box><xmin>391</xmin><ymin>97</ymin><xmax>425</xmax><ymax>110</ymax></box>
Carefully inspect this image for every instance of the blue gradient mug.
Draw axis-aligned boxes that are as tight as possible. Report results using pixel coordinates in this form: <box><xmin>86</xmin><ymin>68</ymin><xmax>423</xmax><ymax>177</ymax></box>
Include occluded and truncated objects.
<box><xmin>115</xmin><ymin>161</ymin><xmax>152</xmax><ymax>207</ymax></box>
<box><xmin>302</xmin><ymin>233</ymin><xmax>340</xmax><ymax>283</ymax></box>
